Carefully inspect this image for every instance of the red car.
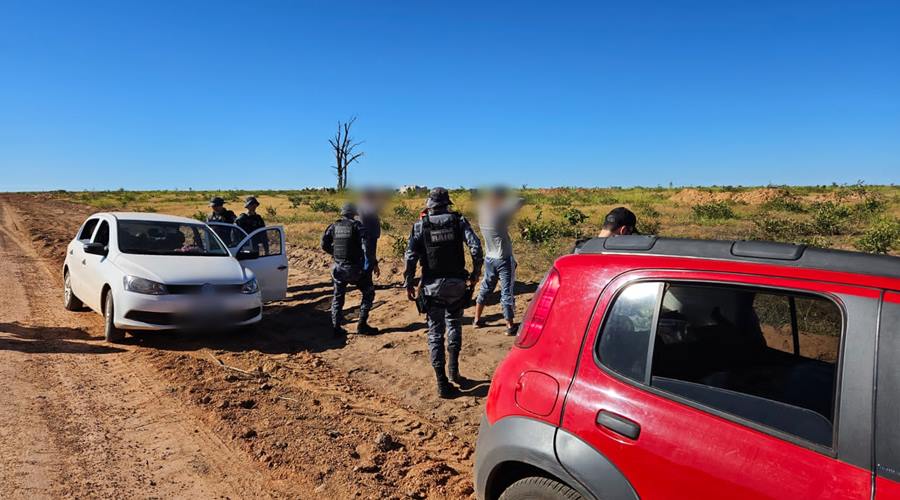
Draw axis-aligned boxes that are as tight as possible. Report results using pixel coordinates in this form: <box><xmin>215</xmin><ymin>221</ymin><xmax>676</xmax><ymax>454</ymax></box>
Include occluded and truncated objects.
<box><xmin>475</xmin><ymin>236</ymin><xmax>900</xmax><ymax>500</ymax></box>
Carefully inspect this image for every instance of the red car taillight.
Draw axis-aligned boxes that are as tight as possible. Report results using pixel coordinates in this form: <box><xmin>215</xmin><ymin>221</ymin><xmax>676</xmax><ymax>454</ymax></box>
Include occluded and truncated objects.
<box><xmin>514</xmin><ymin>267</ymin><xmax>561</xmax><ymax>348</ymax></box>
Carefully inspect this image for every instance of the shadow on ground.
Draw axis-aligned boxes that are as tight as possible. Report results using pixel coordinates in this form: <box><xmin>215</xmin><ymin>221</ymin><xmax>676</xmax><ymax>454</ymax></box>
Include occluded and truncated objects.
<box><xmin>0</xmin><ymin>322</ymin><xmax>125</xmax><ymax>354</ymax></box>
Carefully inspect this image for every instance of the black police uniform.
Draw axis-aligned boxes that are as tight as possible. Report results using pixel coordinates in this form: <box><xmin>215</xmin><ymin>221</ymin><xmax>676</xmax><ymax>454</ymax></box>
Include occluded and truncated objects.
<box><xmin>236</xmin><ymin>212</ymin><xmax>268</xmax><ymax>252</ymax></box>
<box><xmin>208</xmin><ymin>209</ymin><xmax>237</xmax><ymax>224</ymax></box>
<box><xmin>235</xmin><ymin>212</ymin><xmax>265</xmax><ymax>233</ymax></box>
<box><xmin>321</xmin><ymin>215</ymin><xmax>374</xmax><ymax>333</ymax></box>
<box><xmin>404</xmin><ymin>205</ymin><xmax>483</xmax><ymax>396</ymax></box>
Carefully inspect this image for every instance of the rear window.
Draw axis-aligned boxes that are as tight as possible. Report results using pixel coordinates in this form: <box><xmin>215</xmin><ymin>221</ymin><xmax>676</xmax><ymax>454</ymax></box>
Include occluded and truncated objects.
<box><xmin>597</xmin><ymin>281</ymin><xmax>842</xmax><ymax>448</ymax></box>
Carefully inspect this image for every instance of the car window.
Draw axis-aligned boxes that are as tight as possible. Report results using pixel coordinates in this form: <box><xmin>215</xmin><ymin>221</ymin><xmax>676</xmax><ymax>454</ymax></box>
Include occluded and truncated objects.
<box><xmin>210</xmin><ymin>224</ymin><xmax>247</xmax><ymax>248</ymax></box>
<box><xmin>93</xmin><ymin>221</ymin><xmax>110</xmax><ymax>246</ymax></box>
<box><xmin>78</xmin><ymin>218</ymin><xmax>99</xmax><ymax>240</ymax></box>
<box><xmin>239</xmin><ymin>228</ymin><xmax>282</xmax><ymax>257</ymax></box>
<box><xmin>597</xmin><ymin>281</ymin><xmax>843</xmax><ymax>448</ymax></box>
<box><xmin>597</xmin><ymin>282</ymin><xmax>662</xmax><ymax>382</ymax></box>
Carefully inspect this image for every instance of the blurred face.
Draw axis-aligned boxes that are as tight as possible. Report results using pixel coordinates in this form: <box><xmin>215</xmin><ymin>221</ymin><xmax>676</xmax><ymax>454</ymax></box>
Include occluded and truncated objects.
<box><xmin>247</xmin><ymin>202</ymin><xmax>259</xmax><ymax>213</ymax></box>
<box><xmin>212</xmin><ymin>205</ymin><xmax>224</xmax><ymax>213</ymax></box>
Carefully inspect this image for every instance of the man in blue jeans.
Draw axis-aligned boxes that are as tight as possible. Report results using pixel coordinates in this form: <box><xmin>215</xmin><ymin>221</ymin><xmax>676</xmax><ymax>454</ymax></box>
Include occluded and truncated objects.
<box><xmin>473</xmin><ymin>187</ymin><xmax>525</xmax><ymax>336</ymax></box>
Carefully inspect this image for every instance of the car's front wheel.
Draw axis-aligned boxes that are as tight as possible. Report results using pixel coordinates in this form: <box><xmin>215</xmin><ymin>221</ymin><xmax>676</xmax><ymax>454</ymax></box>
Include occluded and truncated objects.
<box><xmin>499</xmin><ymin>477</ymin><xmax>584</xmax><ymax>500</ymax></box>
<box><xmin>63</xmin><ymin>270</ymin><xmax>83</xmax><ymax>311</ymax></box>
<box><xmin>104</xmin><ymin>292</ymin><xmax>126</xmax><ymax>343</ymax></box>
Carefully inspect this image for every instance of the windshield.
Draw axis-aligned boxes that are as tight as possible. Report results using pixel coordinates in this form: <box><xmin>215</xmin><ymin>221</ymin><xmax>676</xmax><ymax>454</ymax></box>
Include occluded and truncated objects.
<box><xmin>117</xmin><ymin>220</ymin><xmax>229</xmax><ymax>256</ymax></box>
<box><xmin>209</xmin><ymin>224</ymin><xmax>247</xmax><ymax>248</ymax></box>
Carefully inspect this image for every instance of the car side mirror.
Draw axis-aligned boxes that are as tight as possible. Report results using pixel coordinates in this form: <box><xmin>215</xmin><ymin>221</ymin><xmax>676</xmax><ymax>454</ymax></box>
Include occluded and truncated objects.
<box><xmin>84</xmin><ymin>242</ymin><xmax>108</xmax><ymax>256</ymax></box>
<box><xmin>236</xmin><ymin>249</ymin><xmax>259</xmax><ymax>261</ymax></box>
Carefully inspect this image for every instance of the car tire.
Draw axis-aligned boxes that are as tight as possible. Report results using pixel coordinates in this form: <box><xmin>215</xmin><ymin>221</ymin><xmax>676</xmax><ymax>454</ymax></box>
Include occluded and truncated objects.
<box><xmin>499</xmin><ymin>477</ymin><xmax>584</xmax><ymax>500</ymax></box>
<box><xmin>63</xmin><ymin>271</ymin><xmax>83</xmax><ymax>311</ymax></box>
<box><xmin>104</xmin><ymin>293</ymin><xmax>126</xmax><ymax>343</ymax></box>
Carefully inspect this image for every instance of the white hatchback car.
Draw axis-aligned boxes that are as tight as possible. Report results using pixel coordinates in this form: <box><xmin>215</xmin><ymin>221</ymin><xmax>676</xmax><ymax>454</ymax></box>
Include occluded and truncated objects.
<box><xmin>63</xmin><ymin>212</ymin><xmax>288</xmax><ymax>342</ymax></box>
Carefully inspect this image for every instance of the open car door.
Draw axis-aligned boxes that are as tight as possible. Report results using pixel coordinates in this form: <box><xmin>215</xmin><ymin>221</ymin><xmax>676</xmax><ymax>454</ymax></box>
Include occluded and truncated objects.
<box><xmin>206</xmin><ymin>222</ymin><xmax>248</xmax><ymax>253</ymax></box>
<box><xmin>235</xmin><ymin>226</ymin><xmax>288</xmax><ymax>302</ymax></box>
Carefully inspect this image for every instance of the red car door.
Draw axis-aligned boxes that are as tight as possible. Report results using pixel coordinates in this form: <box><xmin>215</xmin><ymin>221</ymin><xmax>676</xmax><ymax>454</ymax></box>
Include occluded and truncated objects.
<box><xmin>559</xmin><ymin>270</ymin><xmax>877</xmax><ymax>500</ymax></box>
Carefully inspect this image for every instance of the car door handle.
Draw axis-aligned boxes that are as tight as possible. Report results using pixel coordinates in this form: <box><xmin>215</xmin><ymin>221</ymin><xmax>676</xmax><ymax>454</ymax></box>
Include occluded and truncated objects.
<box><xmin>597</xmin><ymin>410</ymin><xmax>641</xmax><ymax>440</ymax></box>
<box><xmin>277</xmin><ymin>265</ymin><xmax>287</xmax><ymax>270</ymax></box>
<box><xmin>81</xmin><ymin>259</ymin><xmax>87</xmax><ymax>265</ymax></box>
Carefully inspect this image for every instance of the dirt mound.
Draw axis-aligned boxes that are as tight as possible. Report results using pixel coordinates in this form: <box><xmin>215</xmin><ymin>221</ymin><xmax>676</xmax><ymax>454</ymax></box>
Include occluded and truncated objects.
<box><xmin>670</xmin><ymin>188</ymin><xmax>781</xmax><ymax>205</ymax></box>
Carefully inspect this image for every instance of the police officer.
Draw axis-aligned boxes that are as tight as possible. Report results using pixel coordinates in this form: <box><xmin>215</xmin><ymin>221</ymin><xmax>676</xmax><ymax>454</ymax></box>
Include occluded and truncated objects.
<box><xmin>403</xmin><ymin>187</ymin><xmax>483</xmax><ymax>398</ymax></box>
<box><xmin>208</xmin><ymin>197</ymin><xmax>236</xmax><ymax>223</ymax></box>
<box><xmin>235</xmin><ymin>196</ymin><xmax>265</xmax><ymax>233</ymax></box>
<box><xmin>322</xmin><ymin>203</ymin><xmax>379</xmax><ymax>337</ymax></box>
<box><xmin>236</xmin><ymin>196</ymin><xmax>268</xmax><ymax>253</ymax></box>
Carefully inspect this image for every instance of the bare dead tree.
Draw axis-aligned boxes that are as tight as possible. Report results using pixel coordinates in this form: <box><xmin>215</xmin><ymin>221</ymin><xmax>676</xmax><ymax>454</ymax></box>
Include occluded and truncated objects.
<box><xmin>328</xmin><ymin>117</ymin><xmax>364</xmax><ymax>190</ymax></box>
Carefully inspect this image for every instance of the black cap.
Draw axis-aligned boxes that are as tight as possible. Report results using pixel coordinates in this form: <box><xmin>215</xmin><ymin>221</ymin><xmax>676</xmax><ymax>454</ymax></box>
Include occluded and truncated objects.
<box><xmin>604</xmin><ymin>207</ymin><xmax>637</xmax><ymax>230</ymax></box>
<box><xmin>209</xmin><ymin>196</ymin><xmax>225</xmax><ymax>207</ymax></box>
<box><xmin>340</xmin><ymin>202</ymin><xmax>358</xmax><ymax>216</ymax></box>
<box><xmin>426</xmin><ymin>187</ymin><xmax>453</xmax><ymax>209</ymax></box>
<box><xmin>244</xmin><ymin>196</ymin><xmax>259</xmax><ymax>208</ymax></box>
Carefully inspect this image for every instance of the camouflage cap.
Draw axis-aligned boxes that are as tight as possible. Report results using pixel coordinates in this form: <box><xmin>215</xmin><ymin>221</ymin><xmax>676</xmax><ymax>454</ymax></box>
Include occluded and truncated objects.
<box><xmin>426</xmin><ymin>187</ymin><xmax>453</xmax><ymax>209</ymax></box>
<box><xmin>209</xmin><ymin>196</ymin><xmax>225</xmax><ymax>207</ymax></box>
<box><xmin>244</xmin><ymin>196</ymin><xmax>259</xmax><ymax>208</ymax></box>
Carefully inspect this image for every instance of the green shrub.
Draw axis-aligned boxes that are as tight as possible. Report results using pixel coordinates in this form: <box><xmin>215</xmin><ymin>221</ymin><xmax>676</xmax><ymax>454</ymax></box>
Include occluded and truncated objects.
<box><xmin>810</xmin><ymin>202</ymin><xmax>850</xmax><ymax>235</ymax></box>
<box><xmin>288</xmin><ymin>195</ymin><xmax>304</xmax><ymax>208</ymax></box>
<box><xmin>393</xmin><ymin>204</ymin><xmax>415</xmax><ymax>219</ymax></box>
<box><xmin>309</xmin><ymin>200</ymin><xmax>339</xmax><ymax>213</ymax></box>
<box><xmin>855</xmin><ymin>217</ymin><xmax>900</xmax><ymax>254</ymax></box>
<box><xmin>852</xmin><ymin>195</ymin><xmax>886</xmax><ymax>217</ymax></box>
<box><xmin>266</xmin><ymin>206</ymin><xmax>278</xmax><ymax>218</ymax></box>
<box><xmin>763</xmin><ymin>190</ymin><xmax>806</xmax><ymax>213</ymax></box>
<box><xmin>518</xmin><ymin>211</ymin><xmax>576</xmax><ymax>244</ymax></box>
<box><xmin>390</xmin><ymin>235</ymin><xmax>408</xmax><ymax>258</ymax></box>
<box><xmin>634</xmin><ymin>203</ymin><xmax>661</xmax><ymax>219</ymax></box>
<box><xmin>224</xmin><ymin>190</ymin><xmax>242</xmax><ymax>202</ymax></box>
<box><xmin>562</xmin><ymin>207</ymin><xmax>588</xmax><ymax>226</ymax></box>
<box><xmin>380</xmin><ymin>219</ymin><xmax>393</xmax><ymax>231</ymax></box>
<box><xmin>634</xmin><ymin>204</ymin><xmax>661</xmax><ymax>234</ymax></box>
<box><xmin>752</xmin><ymin>213</ymin><xmax>813</xmax><ymax>242</ymax></box>
<box><xmin>692</xmin><ymin>201</ymin><xmax>736</xmax><ymax>221</ymax></box>
<box><xmin>638</xmin><ymin>216</ymin><xmax>661</xmax><ymax>235</ymax></box>
<box><xmin>548</xmin><ymin>194</ymin><xmax>572</xmax><ymax>206</ymax></box>
<box><xmin>191</xmin><ymin>210</ymin><xmax>206</xmax><ymax>222</ymax></box>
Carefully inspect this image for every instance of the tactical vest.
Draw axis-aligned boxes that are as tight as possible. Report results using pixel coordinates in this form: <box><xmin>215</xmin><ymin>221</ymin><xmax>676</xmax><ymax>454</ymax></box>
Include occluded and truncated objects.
<box><xmin>422</xmin><ymin>213</ymin><xmax>466</xmax><ymax>279</ymax></box>
<box><xmin>332</xmin><ymin>218</ymin><xmax>362</xmax><ymax>264</ymax></box>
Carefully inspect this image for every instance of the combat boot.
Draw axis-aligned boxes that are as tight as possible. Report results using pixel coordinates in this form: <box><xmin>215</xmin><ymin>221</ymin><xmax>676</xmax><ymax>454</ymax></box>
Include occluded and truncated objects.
<box><xmin>447</xmin><ymin>355</ymin><xmax>471</xmax><ymax>389</ymax></box>
<box><xmin>333</xmin><ymin>326</ymin><xmax>347</xmax><ymax>337</ymax></box>
<box><xmin>357</xmin><ymin>321</ymin><xmax>380</xmax><ymax>336</ymax></box>
<box><xmin>434</xmin><ymin>367</ymin><xmax>457</xmax><ymax>399</ymax></box>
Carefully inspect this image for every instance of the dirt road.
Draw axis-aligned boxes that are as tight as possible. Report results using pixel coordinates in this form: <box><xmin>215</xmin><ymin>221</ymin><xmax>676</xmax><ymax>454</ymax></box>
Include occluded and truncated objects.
<box><xmin>0</xmin><ymin>194</ymin><xmax>533</xmax><ymax>498</ymax></box>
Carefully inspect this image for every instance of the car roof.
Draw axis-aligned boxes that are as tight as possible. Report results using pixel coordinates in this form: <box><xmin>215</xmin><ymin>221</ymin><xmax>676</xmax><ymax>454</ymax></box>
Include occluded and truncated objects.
<box><xmin>575</xmin><ymin>236</ymin><xmax>900</xmax><ymax>282</ymax></box>
<box><xmin>95</xmin><ymin>212</ymin><xmax>206</xmax><ymax>225</ymax></box>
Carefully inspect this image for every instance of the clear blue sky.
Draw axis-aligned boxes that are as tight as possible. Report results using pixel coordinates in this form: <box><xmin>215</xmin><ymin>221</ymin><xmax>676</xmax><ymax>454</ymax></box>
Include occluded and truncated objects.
<box><xmin>1</xmin><ymin>1</ymin><xmax>898</xmax><ymax>191</ymax></box>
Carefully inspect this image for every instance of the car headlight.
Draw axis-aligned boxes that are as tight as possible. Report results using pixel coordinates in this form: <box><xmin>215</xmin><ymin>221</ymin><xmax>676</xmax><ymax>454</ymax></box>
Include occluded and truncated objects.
<box><xmin>241</xmin><ymin>278</ymin><xmax>259</xmax><ymax>294</ymax></box>
<box><xmin>123</xmin><ymin>275</ymin><xmax>168</xmax><ymax>295</ymax></box>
